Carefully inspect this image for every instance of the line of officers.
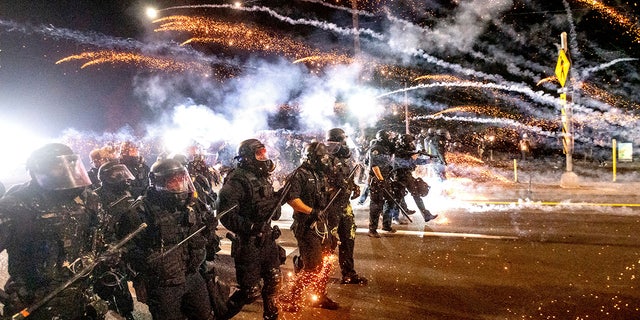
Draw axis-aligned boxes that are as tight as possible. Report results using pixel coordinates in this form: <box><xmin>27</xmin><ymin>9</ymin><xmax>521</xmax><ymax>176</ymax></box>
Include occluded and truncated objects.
<box><xmin>0</xmin><ymin>127</ymin><xmax>383</xmax><ymax>320</ymax></box>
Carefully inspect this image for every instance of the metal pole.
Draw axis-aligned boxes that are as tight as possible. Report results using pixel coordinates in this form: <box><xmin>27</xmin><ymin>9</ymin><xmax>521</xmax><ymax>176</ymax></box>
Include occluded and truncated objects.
<box><xmin>351</xmin><ymin>0</ymin><xmax>360</xmax><ymax>55</ymax></box>
<box><xmin>404</xmin><ymin>83</ymin><xmax>409</xmax><ymax>134</ymax></box>
<box><xmin>612</xmin><ymin>139</ymin><xmax>617</xmax><ymax>182</ymax></box>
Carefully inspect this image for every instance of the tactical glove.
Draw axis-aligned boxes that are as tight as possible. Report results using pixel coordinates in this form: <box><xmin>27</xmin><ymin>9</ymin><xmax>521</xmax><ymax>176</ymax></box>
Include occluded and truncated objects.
<box><xmin>350</xmin><ymin>185</ymin><xmax>361</xmax><ymax>200</ymax></box>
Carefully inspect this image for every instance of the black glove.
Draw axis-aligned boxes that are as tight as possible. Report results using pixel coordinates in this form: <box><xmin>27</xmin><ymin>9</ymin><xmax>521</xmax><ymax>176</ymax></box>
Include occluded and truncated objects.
<box><xmin>251</xmin><ymin>222</ymin><xmax>268</xmax><ymax>236</ymax></box>
<box><xmin>309</xmin><ymin>208</ymin><xmax>322</xmax><ymax>222</ymax></box>
<box><xmin>350</xmin><ymin>185</ymin><xmax>361</xmax><ymax>200</ymax></box>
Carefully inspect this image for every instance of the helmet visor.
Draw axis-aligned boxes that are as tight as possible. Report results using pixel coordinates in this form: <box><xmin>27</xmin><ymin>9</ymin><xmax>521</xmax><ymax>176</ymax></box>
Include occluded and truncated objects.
<box><xmin>33</xmin><ymin>154</ymin><xmax>92</xmax><ymax>190</ymax></box>
<box><xmin>103</xmin><ymin>164</ymin><xmax>136</xmax><ymax>184</ymax></box>
<box><xmin>155</xmin><ymin>170</ymin><xmax>195</xmax><ymax>194</ymax></box>
<box><xmin>325</xmin><ymin>141</ymin><xmax>342</xmax><ymax>155</ymax></box>
<box><xmin>255</xmin><ymin>146</ymin><xmax>269</xmax><ymax>161</ymax></box>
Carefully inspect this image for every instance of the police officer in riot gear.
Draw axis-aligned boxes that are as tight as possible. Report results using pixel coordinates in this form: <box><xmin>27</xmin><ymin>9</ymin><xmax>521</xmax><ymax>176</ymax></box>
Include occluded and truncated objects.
<box><xmin>121</xmin><ymin>158</ymin><xmax>214</xmax><ymax>320</ymax></box>
<box><xmin>325</xmin><ymin>128</ymin><xmax>368</xmax><ymax>285</ymax></box>
<box><xmin>119</xmin><ymin>141</ymin><xmax>150</xmax><ymax>198</ymax></box>
<box><xmin>392</xmin><ymin>134</ymin><xmax>438</xmax><ymax>223</ymax></box>
<box><xmin>218</xmin><ymin>138</ymin><xmax>284</xmax><ymax>320</ymax></box>
<box><xmin>368</xmin><ymin>129</ymin><xmax>397</xmax><ymax>237</ymax></box>
<box><xmin>0</xmin><ymin>143</ymin><xmax>102</xmax><ymax>319</ymax></box>
<box><xmin>94</xmin><ymin>161</ymin><xmax>137</xmax><ymax>320</ymax></box>
<box><xmin>284</xmin><ymin>141</ymin><xmax>339</xmax><ymax>310</ymax></box>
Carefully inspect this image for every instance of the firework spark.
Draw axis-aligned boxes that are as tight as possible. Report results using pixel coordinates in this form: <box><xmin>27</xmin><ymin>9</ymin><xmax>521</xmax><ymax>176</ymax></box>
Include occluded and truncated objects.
<box><xmin>56</xmin><ymin>50</ymin><xmax>211</xmax><ymax>74</ymax></box>
<box><xmin>574</xmin><ymin>0</ymin><xmax>640</xmax><ymax>42</ymax></box>
<box><xmin>279</xmin><ymin>253</ymin><xmax>337</xmax><ymax>311</ymax></box>
<box><xmin>154</xmin><ymin>15</ymin><xmax>352</xmax><ymax>65</ymax></box>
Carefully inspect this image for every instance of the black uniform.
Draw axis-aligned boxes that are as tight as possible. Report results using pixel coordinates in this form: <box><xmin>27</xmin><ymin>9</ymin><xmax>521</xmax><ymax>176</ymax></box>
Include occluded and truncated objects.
<box><xmin>368</xmin><ymin>130</ymin><xmax>396</xmax><ymax>236</ymax></box>
<box><xmin>93</xmin><ymin>161</ymin><xmax>137</xmax><ymax>319</ymax></box>
<box><xmin>0</xmin><ymin>143</ymin><xmax>101</xmax><ymax>320</ymax></box>
<box><xmin>120</xmin><ymin>155</ymin><xmax>150</xmax><ymax>198</ymax></box>
<box><xmin>288</xmin><ymin>161</ymin><xmax>330</xmax><ymax>271</ymax></box>
<box><xmin>392</xmin><ymin>135</ymin><xmax>437</xmax><ymax>223</ymax></box>
<box><xmin>283</xmin><ymin>141</ymin><xmax>338</xmax><ymax>311</ymax></box>
<box><xmin>325</xmin><ymin>128</ymin><xmax>367</xmax><ymax>285</ymax></box>
<box><xmin>121</xmin><ymin>159</ymin><xmax>213</xmax><ymax>320</ymax></box>
<box><xmin>218</xmin><ymin>139</ymin><xmax>283</xmax><ymax>320</ymax></box>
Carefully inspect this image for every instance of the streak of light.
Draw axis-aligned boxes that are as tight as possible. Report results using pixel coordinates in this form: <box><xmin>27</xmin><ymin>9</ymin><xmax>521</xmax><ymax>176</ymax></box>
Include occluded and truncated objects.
<box><xmin>56</xmin><ymin>50</ymin><xmax>211</xmax><ymax>74</ymax></box>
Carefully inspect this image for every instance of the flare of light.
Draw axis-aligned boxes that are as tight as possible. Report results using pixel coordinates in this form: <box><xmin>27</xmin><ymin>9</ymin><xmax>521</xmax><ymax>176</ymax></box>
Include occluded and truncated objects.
<box><xmin>154</xmin><ymin>15</ymin><xmax>352</xmax><ymax>65</ymax></box>
<box><xmin>536</xmin><ymin>75</ymin><xmax>558</xmax><ymax>86</ymax></box>
<box><xmin>579</xmin><ymin>82</ymin><xmax>640</xmax><ymax>111</ymax></box>
<box><xmin>278</xmin><ymin>253</ymin><xmax>337</xmax><ymax>310</ymax></box>
<box><xmin>56</xmin><ymin>50</ymin><xmax>211</xmax><ymax>74</ymax></box>
<box><xmin>0</xmin><ymin>120</ymin><xmax>48</xmax><ymax>184</ymax></box>
<box><xmin>346</xmin><ymin>91</ymin><xmax>384</xmax><ymax>123</ymax></box>
<box><xmin>413</xmin><ymin>74</ymin><xmax>465</xmax><ymax>82</ymax></box>
<box><xmin>428</xmin><ymin>105</ymin><xmax>518</xmax><ymax>120</ymax></box>
<box><xmin>574</xmin><ymin>0</ymin><xmax>640</xmax><ymax>43</ymax></box>
<box><xmin>145</xmin><ymin>7</ymin><xmax>159</xmax><ymax>19</ymax></box>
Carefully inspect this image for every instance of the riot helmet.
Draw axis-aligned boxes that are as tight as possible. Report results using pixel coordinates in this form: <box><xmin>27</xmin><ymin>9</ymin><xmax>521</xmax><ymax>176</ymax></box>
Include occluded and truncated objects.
<box><xmin>327</xmin><ymin>128</ymin><xmax>347</xmax><ymax>142</ymax></box>
<box><xmin>171</xmin><ymin>153</ymin><xmax>189</xmax><ymax>167</ymax></box>
<box><xmin>325</xmin><ymin>128</ymin><xmax>351</xmax><ymax>158</ymax></box>
<box><xmin>375</xmin><ymin>129</ymin><xmax>397</xmax><ymax>150</ymax></box>
<box><xmin>149</xmin><ymin>159</ymin><xmax>195</xmax><ymax>205</ymax></box>
<box><xmin>98</xmin><ymin>160</ymin><xmax>135</xmax><ymax>191</ymax></box>
<box><xmin>235</xmin><ymin>139</ymin><xmax>275</xmax><ymax>176</ymax></box>
<box><xmin>397</xmin><ymin>134</ymin><xmax>417</xmax><ymax>151</ymax></box>
<box><xmin>26</xmin><ymin>143</ymin><xmax>92</xmax><ymax>190</ymax></box>
<box><xmin>120</xmin><ymin>141</ymin><xmax>139</xmax><ymax>157</ymax></box>
<box><xmin>303</xmin><ymin>141</ymin><xmax>331</xmax><ymax>172</ymax></box>
<box><xmin>375</xmin><ymin>129</ymin><xmax>390</xmax><ymax>142</ymax></box>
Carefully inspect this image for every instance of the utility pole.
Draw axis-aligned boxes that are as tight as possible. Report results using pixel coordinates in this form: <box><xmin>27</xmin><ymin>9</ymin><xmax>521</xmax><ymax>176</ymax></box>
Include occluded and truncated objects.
<box><xmin>556</xmin><ymin>32</ymin><xmax>579</xmax><ymax>187</ymax></box>
<box><xmin>351</xmin><ymin>0</ymin><xmax>360</xmax><ymax>55</ymax></box>
<box><xmin>404</xmin><ymin>83</ymin><xmax>410</xmax><ymax>134</ymax></box>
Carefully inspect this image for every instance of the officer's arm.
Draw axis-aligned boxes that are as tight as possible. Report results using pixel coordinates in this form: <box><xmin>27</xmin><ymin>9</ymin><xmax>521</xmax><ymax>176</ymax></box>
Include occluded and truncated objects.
<box><xmin>287</xmin><ymin>198</ymin><xmax>312</xmax><ymax>215</ymax></box>
<box><xmin>0</xmin><ymin>196</ymin><xmax>19</xmax><ymax>253</ymax></box>
<box><xmin>218</xmin><ymin>179</ymin><xmax>249</xmax><ymax>234</ymax></box>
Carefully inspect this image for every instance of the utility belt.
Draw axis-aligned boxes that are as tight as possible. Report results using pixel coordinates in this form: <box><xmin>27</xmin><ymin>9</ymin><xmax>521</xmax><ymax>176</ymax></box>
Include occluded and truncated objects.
<box><xmin>230</xmin><ymin>225</ymin><xmax>282</xmax><ymax>257</ymax></box>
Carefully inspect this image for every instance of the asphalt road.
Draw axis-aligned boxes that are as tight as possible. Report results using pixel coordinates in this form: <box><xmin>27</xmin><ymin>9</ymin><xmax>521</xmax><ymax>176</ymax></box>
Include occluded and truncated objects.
<box><xmin>2</xmin><ymin>158</ymin><xmax>640</xmax><ymax>319</ymax></box>
<box><xmin>209</xmin><ymin>176</ymin><xmax>640</xmax><ymax>320</ymax></box>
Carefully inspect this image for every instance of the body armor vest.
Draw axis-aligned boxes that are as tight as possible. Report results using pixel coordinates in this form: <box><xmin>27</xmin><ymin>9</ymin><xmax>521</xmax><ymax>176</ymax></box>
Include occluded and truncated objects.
<box><xmin>5</xmin><ymin>185</ymin><xmax>99</xmax><ymax>290</ymax></box>
<box><xmin>132</xmin><ymin>191</ymin><xmax>205</xmax><ymax>285</ymax></box>
<box><xmin>226</xmin><ymin>167</ymin><xmax>275</xmax><ymax>224</ymax></box>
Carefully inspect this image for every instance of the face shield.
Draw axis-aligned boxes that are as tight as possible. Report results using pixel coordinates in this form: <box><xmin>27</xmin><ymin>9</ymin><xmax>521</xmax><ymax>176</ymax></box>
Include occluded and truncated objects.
<box><xmin>325</xmin><ymin>141</ymin><xmax>351</xmax><ymax>158</ymax></box>
<box><xmin>33</xmin><ymin>154</ymin><xmax>92</xmax><ymax>190</ymax></box>
<box><xmin>154</xmin><ymin>169</ymin><xmax>196</xmax><ymax>194</ymax></box>
<box><xmin>101</xmin><ymin>163</ymin><xmax>136</xmax><ymax>185</ymax></box>
<box><xmin>255</xmin><ymin>146</ymin><xmax>269</xmax><ymax>161</ymax></box>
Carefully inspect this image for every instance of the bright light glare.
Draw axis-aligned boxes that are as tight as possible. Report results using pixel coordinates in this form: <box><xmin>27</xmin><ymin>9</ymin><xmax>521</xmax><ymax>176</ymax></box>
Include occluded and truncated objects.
<box><xmin>346</xmin><ymin>92</ymin><xmax>383</xmax><ymax>125</ymax></box>
<box><xmin>0</xmin><ymin>121</ymin><xmax>47</xmax><ymax>185</ymax></box>
<box><xmin>234</xmin><ymin>2</ymin><xmax>242</xmax><ymax>8</ymax></box>
<box><xmin>145</xmin><ymin>7</ymin><xmax>158</xmax><ymax>19</ymax></box>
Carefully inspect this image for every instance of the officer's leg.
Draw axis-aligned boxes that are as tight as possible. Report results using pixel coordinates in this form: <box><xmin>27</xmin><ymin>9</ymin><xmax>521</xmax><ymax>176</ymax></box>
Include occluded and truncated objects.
<box><xmin>337</xmin><ymin>211</ymin><xmax>355</xmax><ymax>277</ymax></box>
<box><xmin>183</xmin><ymin>272</ymin><xmax>214</xmax><ymax>320</ymax></box>
<box><xmin>261</xmin><ymin>267</ymin><xmax>282</xmax><ymax>320</ymax></box>
<box><xmin>368</xmin><ymin>187</ymin><xmax>384</xmax><ymax>232</ymax></box>
<box><xmin>221</xmin><ymin>243</ymin><xmax>262</xmax><ymax>320</ymax></box>
<box><xmin>147</xmin><ymin>284</ymin><xmax>187</xmax><ymax>320</ymax></box>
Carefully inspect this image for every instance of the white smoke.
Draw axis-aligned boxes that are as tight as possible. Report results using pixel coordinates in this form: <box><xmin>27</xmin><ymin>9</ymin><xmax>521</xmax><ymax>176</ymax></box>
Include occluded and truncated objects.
<box><xmin>386</xmin><ymin>0</ymin><xmax>513</xmax><ymax>54</ymax></box>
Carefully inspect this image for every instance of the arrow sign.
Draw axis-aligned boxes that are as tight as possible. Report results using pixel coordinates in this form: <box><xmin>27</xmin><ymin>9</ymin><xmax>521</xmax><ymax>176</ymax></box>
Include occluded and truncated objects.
<box><xmin>555</xmin><ymin>49</ymin><xmax>570</xmax><ymax>87</ymax></box>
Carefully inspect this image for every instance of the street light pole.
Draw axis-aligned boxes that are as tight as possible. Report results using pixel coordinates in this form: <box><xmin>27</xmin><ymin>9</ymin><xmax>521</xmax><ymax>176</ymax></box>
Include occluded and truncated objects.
<box><xmin>351</xmin><ymin>0</ymin><xmax>360</xmax><ymax>55</ymax></box>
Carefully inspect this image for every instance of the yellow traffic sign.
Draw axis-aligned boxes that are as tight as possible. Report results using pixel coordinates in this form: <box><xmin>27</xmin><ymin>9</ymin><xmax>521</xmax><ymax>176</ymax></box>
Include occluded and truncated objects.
<box><xmin>555</xmin><ymin>49</ymin><xmax>570</xmax><ymax>87</ymax></box>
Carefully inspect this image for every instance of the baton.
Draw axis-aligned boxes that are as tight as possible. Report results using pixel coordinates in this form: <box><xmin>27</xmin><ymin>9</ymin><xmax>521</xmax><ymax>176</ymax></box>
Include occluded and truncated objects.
<box><xmin>12</xmin><ymin>222</ymin><xmax>148</xmax><ymax>320</ymax></box>
<box><xmin>149</xmin><ymin>204</ymin><xmax>238</xmax><ymax>262</ymax></box>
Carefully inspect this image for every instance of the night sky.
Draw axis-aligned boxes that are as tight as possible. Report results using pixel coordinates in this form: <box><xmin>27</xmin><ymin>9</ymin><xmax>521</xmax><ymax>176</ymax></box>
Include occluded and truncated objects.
<box><xmin>1</xmin><ymin>0</ymin><xmax>639</xmax><ymax>157</ymax></box>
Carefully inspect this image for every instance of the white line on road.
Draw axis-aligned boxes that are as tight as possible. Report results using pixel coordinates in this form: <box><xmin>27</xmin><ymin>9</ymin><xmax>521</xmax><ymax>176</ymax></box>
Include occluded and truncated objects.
<box><xmin>356</xmin><ymin>228</ymin><xmax>518</xmax><ymax>240</ymax></box>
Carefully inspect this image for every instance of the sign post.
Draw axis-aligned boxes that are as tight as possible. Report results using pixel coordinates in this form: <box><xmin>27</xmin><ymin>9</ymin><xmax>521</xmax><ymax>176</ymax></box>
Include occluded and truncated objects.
<box><xmin>556</xmin><ymin>32</ymin><xmax>579</xmax><ymax>187</ymax></box>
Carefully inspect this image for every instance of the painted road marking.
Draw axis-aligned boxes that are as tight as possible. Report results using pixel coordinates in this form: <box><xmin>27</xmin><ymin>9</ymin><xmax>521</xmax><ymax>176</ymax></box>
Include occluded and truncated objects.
<box><xmin>355</xmin><ymin>228</ymin><xmax>518</xmax><ymax>240</ymax></box>
<box><xmin>461</xmin><ymin>200</ymin><xmax>640</xmax><ymax>207</ymax></box>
